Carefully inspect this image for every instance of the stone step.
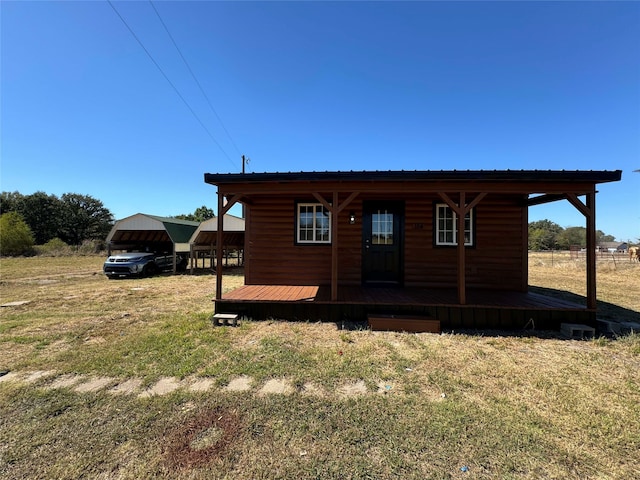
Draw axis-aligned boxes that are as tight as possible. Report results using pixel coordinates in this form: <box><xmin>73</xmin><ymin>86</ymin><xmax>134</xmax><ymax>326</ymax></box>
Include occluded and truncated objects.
<box><xmin>368</xmin><ymin>314</ymin><xmax>441</xmax><ymax>333</ymax></box>
<box><xmin>212</xmin><ymin>313</ymin><xmax>239</xmax><ymax>327</ymax></box>
<box><xmin>561</xmin><ymin>322</ymin><xmax>595</xmax><ymax>340</ymax></box>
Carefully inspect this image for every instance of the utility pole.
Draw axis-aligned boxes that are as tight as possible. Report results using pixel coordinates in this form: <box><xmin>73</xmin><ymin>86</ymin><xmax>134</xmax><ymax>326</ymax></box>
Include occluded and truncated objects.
<box><xmin>241</xmin><ymin>155</ymin><xmax>248</xmax><ymax>218</ymax></box>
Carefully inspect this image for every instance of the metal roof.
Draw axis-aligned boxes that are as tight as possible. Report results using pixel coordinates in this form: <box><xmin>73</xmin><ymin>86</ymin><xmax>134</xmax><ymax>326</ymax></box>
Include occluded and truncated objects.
<box><xmin>106</xmin><ymin>213</ymin><xmax>199</xmax><ymax>246</ymax></box>
<box><xmin>204</xmin><ymin>169</ymin><xmax>622</xmax><ymax>185</ymax></box>
<box><xmin>189</xmin><ymin>214</ymin><xmax>245</xmax><ymax>247</ymax></box>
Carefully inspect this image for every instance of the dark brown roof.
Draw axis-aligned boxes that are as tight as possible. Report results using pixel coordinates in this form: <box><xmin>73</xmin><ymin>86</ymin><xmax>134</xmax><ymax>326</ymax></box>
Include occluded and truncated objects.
<box><xmin>204</xmin><ymin>169</ymin><xmax>622</xmax><ymax>186</ymax></box>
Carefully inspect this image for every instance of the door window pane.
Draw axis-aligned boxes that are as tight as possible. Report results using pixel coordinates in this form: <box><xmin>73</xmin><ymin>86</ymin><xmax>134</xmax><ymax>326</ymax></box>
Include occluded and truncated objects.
<box><xmin>372</xmin><ymin>209</ymin><xmax>393</xmax><ymax>245</ymax></box>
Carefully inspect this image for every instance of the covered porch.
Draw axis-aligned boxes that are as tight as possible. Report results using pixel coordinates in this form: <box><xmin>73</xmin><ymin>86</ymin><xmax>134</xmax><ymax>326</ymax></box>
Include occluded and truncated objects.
<box><xmin>214</xmin><ymin>284</ymin><xmax>594</xmax><ymax>330</ymax></box>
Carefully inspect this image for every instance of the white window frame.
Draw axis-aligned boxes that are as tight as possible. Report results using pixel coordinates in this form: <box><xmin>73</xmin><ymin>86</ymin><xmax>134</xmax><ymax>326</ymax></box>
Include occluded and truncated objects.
<box><xmin>296</xmin><ymin>203</ymin><xmax>331</xmax><ymax>244</ymax></box>
<box><xmin>435</xmin><ymin>204</ymin><xmax>474</xmax><ymax>246</ymax></box>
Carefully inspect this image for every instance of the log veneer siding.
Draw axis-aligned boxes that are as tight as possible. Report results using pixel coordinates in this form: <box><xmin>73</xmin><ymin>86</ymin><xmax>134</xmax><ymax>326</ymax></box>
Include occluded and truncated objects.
<box><xmin>243</xmin><ymin>192</ymin><xmax>524</xmax><ymax>290</ymax></box>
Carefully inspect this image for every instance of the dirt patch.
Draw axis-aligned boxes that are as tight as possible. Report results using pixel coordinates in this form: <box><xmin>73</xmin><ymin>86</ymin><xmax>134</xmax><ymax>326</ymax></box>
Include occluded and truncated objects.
<box><xmin>74</xmin><ymin>377</ymin><xmax>116</xmax><ymax>393</ymax></box>
<box><xmin>188</xmin><ymin>378</ymin><xmax>215</xmax><ymax>392</ymax></box>
<box><xmin>47</xmin><ymin>374</ymin><xmax>84</xmax><ymax>389</ymax></box>
<box><xmin>138</xmin><ymin>377</ymin><xmax>181</xmax><ymax>398</ymax></box>
<box><xmin>338</xmin><ymin>380</ymin><xmax>368</xmax><ymax>397</ymax></box>
<box><xmin>257</xmin><ymin>378</ymin><xmax>294</xmax><ymax>396</ymax></box>
<box><xmin>108</xmin><ymin>378</ymin><xmax>143</xmax><ymax>395</ymax></box>
<box><xmin>23</xmin><ymin>370</ymin><xmax>57</xmax><ymax>384</ymax></box>
<box><xmin>224</xmin><ymin>375</ymin><xmax>253</xmax><ymax>392</ymax></box>
<box><xmin>301</xmin><ymin>382</ymin><xmax>326</xmax><ymax>397</ymax></box>
<box><xmin>164</xmin><ymin>407</ymin><xmax>242</xmax><ymax>471</ymax></box>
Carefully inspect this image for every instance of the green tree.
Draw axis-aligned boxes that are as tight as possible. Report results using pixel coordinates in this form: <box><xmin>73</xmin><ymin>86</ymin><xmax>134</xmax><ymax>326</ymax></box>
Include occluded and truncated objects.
<box><xmin>596</xmin><ymin>230</ymin><xmax>615</xmax><ymax>244</ymax></box>
<box><xmin>193</xmin><ymin>206</ymin><xmax>215</xmax><ymax>222</ymax></box>
<box><xmin>18</xmin><ymin>192</ymin><xmax>64</xmax><ymax>244</ymax></box>
<box><xmin>174</xmin><ymin>205</ymin><xmax>214</xmax><ymax>222</ymax></box>
<box><xmin>557</xmin><ymin>226</ymin><xmax>586</xmax><ymax>250</ymax></box>
<box><xmin>0</xmin><ymin>191</ymin><xmax>25</xmax><ymax>215</ymax></box>
<box><xmin>528</xmin><ymin>219</ymin><xmax>563</xmax><ymax>250</ymax></box>
<box><xmin>59</xmin><ymin>193</ymin><xmax>114</xmax><ymax>245</ymax></box>
<box><xmin>0</xmin><ymin>212</ymin><xmax>35</xmax><ymax>256</ymax></box>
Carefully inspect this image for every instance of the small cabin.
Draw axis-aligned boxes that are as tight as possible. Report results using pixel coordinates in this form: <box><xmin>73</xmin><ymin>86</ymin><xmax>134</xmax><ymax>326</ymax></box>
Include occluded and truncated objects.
<box><xmin>204</xmin><ymin>170</ymin><xmax>621</xmax><ymax>330</ymax></box>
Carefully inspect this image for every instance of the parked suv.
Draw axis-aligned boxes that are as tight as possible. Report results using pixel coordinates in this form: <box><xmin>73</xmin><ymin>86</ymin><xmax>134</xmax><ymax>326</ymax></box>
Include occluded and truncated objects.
<box><xmin>103</xmin><ymin>252</ymin><xmax>187</xmax><ymax>279</ymax></box>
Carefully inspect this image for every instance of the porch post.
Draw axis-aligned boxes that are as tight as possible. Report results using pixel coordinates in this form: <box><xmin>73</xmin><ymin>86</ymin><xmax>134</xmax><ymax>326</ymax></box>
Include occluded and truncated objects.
<box><xmin>172</xmin><ymin>243</ymin><xmax>177</xmax><ymax>274</ymax></box>
<box><xmin>566</xmin><ymin>190</ymin><xmax>597</xmax><ymax>310</ymax></box>
<box><xmin>313</xmin><ymin>190</ymin><xmax>358</xmax><ymax>302</ymax></box>
<box><xmin>331</xmin><ymin>191</ymin><xmax>339</xmax><ymax>301</ymax></box>
<box><xmin>521</xmin><ymin>194</ymin><xmax>529</xmax><ymax>292</ymax></box>
<box><xmin>585</xmin><ymin>189</ymin><xmax>597</xmax><ymax>309</ymax></box>
<box><xmin>457</xmin><ymin>192</ymin><xmax>466</xmax><ymax>305</ymax></box>
<box><xmin>215</xmin><ymin>191</ymin><xmax>224</xmax><ymax>301</ymax></box>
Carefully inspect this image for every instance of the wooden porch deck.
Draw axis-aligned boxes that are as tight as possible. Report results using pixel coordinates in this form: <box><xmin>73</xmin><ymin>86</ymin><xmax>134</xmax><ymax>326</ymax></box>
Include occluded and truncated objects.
<box><xmin>216</xmin><ymin>285</ymin><xmax>594</xmax><ymax>330</ymax></box>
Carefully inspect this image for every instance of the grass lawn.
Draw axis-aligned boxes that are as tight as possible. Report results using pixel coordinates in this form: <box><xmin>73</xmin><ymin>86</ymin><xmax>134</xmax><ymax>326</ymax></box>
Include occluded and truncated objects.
<box><xmin>0</xmin><ymin>254</ymin><xmax>638</xmax><ymax>479</ymax></box>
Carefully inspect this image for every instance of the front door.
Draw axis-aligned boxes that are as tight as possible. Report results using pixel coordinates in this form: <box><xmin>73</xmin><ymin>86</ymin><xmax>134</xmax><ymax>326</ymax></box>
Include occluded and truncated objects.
<box><xmin>362</xmin><ymin>201</ymin><xmax>404</xmax><ymax>285</ymax></box>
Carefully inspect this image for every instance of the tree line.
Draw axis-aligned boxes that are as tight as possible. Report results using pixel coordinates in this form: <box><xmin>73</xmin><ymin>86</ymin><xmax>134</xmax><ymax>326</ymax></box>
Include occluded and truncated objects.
<box><xmin>0</xmin><ymin>190</ymin><xmax>219</xmax><ymax>256</ymax></box>
<box><xmin>528</xmin><ymin>219</ymin><xmax>618</xmax><ymax>251</ymax></box>
<box><xmin>0</xmin><ymin>191</ymin><xmax>115</xmax><ymax>255</ymax></box>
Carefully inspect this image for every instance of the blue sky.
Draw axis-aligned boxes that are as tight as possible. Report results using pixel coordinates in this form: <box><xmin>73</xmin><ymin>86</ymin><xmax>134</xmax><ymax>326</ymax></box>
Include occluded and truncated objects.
<box><xmin>2</xmin><ymin>1</ymin><xmax>639</xmax><ymax>241</ymax></box>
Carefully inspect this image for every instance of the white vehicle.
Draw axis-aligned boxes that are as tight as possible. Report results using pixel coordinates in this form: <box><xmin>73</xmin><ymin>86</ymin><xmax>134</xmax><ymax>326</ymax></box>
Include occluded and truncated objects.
<box><xmin>103</xmin><ymin>252</ymin><xmax>186</xmax><ymax>278</ymax></box>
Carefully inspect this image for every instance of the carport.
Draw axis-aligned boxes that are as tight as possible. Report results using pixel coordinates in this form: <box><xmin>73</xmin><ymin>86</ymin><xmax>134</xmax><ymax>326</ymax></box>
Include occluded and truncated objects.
<box><xmin>188</xmin><ymin>214</ymin><xmax>245</xmax><ymax>272</ymax></box>
<box><xmin>105</xmin><ymin>213</ymin><xmax>199</xmax><ymax>273</ymax></box>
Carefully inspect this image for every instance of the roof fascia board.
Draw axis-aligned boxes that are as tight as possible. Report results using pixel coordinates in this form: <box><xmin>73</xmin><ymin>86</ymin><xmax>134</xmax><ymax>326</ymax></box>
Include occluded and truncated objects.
<box><xmin>205</xmin><ymin>170</ymin><xmax>621</xmax><ymax>186</ymax></box>
<box><xmin>213</xmin><ymin>180</ymin><xmax>603</xmax><ymax>196</ymax></box>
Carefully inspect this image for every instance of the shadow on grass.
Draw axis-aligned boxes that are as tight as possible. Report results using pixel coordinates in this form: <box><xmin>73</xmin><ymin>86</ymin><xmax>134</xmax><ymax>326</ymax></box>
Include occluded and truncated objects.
<box><xmin>172</xmin><ymin>266</ymin><xmax>246</xmax><ymax>277</ymax></box>
<box><xmin>333</xmin><ymin>286</ymin><xmax>639</xmax><ymax>339</ymax></box>
<box><xmin>335</xmin><ymin>319</ymin><xmax>567</xmax><ymax>339</ymax></box>
<box><xmin>530</xmin><ymin>285</ymin><xmax>640</xmax><ymax>324</ymax></box>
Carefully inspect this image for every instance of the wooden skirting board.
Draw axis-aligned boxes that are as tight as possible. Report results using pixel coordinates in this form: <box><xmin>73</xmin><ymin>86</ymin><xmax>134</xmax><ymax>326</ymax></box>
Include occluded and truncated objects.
<box><xmin>367</xmin><ymin>314</ymin><xmax>441</xmax><ymax>333</ymax></box>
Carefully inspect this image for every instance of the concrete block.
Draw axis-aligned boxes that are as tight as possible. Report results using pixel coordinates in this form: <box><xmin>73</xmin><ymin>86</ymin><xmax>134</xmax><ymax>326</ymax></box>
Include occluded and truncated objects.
<box><xmin>212</xmin><ymin>313</ymin><xmax>239</xmax><ymax>327</ymax></box>
<box><xmin>561</xmin><ymin>323</ymin><xmax>595</xmax><ymax>340</ymax></box>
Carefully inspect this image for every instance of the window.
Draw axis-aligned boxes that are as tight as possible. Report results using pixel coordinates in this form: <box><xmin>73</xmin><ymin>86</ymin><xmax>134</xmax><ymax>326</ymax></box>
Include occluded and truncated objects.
<box><xmin>296</xmin><ymin>203</ymin><xmax>331</xmax><ymax>244</ymax></box>
<box><xmin>435</xmin><ymin>204</ymin><xmax>474</xmax><ymax>246</ymax></box>
<box><xmin>372</xmin><ymin>209</ymin><xmax>394</xmax><ymax>245</ymax></box>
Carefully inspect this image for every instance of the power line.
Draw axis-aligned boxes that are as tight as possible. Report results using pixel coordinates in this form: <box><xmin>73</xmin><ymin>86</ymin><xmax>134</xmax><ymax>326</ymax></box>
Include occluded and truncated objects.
<box><xmin>149</xmin><ymin>0</ymin><xmax>242</xmax><ymax>158</ymax></box>
<box><xmin>107</xmin><ymin>0</ymin><xmax>238</xmax><ymax>169</ymax></box>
